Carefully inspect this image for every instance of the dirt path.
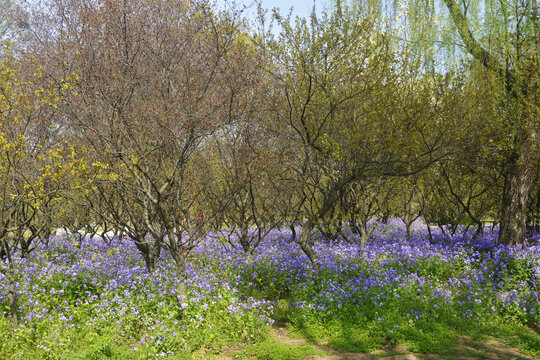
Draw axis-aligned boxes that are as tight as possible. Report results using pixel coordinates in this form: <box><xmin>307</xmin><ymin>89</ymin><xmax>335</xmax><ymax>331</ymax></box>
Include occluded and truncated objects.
<box><xmin>269</xmin><ymin>325</ymin><xmax>536</xmax><ymax>360</ymax></box>
<box><xmin>271</xmin><ymin>325</ymin><xmax>416</xmax><ymax>360</ymax></box>
<box><xmin>217</xmin><ymin>324</ymin><xmax>536</xmax><ymax>359</ymax></box>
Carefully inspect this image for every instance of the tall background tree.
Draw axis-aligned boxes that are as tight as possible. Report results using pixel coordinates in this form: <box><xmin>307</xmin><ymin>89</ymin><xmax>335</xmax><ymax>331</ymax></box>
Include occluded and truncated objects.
<box><xmin>442</xmin><ymin>0</ymin><xmax>539</xmax><ymax>245</ymax></box>
<box><xmin>333</xmin><ymin>0</ymin><xmax>539</xmax><ymax>245</ymax></box>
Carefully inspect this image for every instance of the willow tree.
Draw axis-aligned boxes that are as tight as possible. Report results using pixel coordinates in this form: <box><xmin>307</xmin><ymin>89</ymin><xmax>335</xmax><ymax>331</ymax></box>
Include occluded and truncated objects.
<box><xmin>442</xmin><ymin>0</ymin><xmax>539</xmax><ymax>245</ymax></box>
<box><xmin>339</xmin><ymin>0</ymin><xmax>539</xmax><ymax>245</ymax></box>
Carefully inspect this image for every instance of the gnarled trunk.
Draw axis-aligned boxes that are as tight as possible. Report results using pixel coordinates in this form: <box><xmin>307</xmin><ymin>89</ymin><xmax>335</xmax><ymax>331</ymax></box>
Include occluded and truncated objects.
<box><xmin>133</xmin><ymin>238</ymin><xmax>160</xmax><ymax>275</ymax></box>
<box><xmin>498</xmin><ymin>144</ymin><xmax>537</xmax><ymax>245</ymax></box>
<box><xmin>359</xmin><ymin>218</ymin><xmax>381</xmax><ymax>247</ymax></box>
<box><xmin>299</xmin><ymin>219</ymin><xmax>319</xmax><ymax>269</ymax></box>
<box><xmin>299</xmin><ymin>177</ymin><xmax>354</xmax><ymax>268</ymax></box>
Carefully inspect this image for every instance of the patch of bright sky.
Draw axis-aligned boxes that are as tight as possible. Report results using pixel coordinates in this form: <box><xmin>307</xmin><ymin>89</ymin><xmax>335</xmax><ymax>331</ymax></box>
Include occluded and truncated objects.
<box><xmin>214</xmin><ymin>0</ymin><xmax>330</xmax><ymax>30</ymax></box>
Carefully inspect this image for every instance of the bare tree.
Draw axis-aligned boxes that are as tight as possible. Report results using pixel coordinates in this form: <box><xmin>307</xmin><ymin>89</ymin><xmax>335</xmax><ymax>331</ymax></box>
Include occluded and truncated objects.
<box><xmin>25</xmin><ymin>0</ymin><xmax>262</xmax><ymax>298</ymax></box>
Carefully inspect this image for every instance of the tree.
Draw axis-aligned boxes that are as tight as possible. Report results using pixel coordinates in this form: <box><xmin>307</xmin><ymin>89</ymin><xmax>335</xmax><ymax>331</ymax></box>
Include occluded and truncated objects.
<box><xmin>25</xmin><ymin>0</ymin><xmax>262</xmax><ymax>298</ymax></box>
<box><xmin>341</xmin><ymin>0</ymin><xmax>539</xmax><ymax>245</ymax></box>
<box><xmin>442</xmin><ymin>0</ymin><xmax>539</xmax><ymax>245</ymax></box>
<box><xmin>256</xmin><ymin>5</ymin><xmax>450</xmax><ymax>266</ymax></box>
<box><xmin>392</xmin><ymin>175</ymin><xmax>423</xmax><ymax>239</ymax></box>
<box><xmin>340</xmin><ymin>178</ymin><xmax>397</xmax><ymax>245</ymax></box>
<box><xmin>0</xmin><ymin>43</ymin><xmax>76</xmax><ymax>328</ymax></box>
<box><xmin>200</xmin><ymin>116</ymin><xmax>289</xmax><ymax>256</ymax></box>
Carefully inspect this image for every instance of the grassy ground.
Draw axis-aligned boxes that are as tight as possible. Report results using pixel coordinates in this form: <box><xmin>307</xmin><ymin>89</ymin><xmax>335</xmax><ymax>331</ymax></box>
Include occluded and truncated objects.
<box><xmin>219</xmin><ymin>321</ymin><xmax>540</xmax><ymax>359</ymax></box>
<box><xmin>1</xmin><ymin>224</ymin><xmax>540</xmax><ymax>359</ymax></box>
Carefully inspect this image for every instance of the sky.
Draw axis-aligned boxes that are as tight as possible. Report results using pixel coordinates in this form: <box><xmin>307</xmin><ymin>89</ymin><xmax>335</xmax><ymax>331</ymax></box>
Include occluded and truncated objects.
<box><xmin>214</xmin><ymin>0</ymin><xmax>330</xmax><ymax>27</ymax></box>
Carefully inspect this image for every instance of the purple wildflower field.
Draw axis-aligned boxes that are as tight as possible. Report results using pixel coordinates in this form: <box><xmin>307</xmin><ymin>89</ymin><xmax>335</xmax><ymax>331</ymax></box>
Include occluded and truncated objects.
<box><xmin>1</xmin><ymin>220</ymin><xmax>540</xmax><ymax>358</ymax></box>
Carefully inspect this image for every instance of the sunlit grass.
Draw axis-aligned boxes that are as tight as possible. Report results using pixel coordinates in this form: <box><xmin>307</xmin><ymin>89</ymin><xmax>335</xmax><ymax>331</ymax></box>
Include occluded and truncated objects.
<box><xmin>1</xmin><ymin>221</ymin><xmax>539</xmax><ymax>358</ymax></box>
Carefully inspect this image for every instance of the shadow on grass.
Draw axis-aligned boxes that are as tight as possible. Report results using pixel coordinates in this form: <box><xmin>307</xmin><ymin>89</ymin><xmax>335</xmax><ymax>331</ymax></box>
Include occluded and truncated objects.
<box><xmin>281</xmin><ymin>306</ymin><xmax>540</xmax><ymax>360</ymax></box>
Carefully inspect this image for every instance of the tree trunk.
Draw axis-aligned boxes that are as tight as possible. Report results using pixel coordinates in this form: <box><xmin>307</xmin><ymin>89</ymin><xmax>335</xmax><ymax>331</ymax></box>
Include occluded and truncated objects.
<box><xmin>20</xmin><ymin>234</ymin><xmax>30</xmax><ymax>259</ymax></box>
<box><xmin>175</xmin><ymin>254</ymin><xmax>187</xmax><ymax>300</ymax></box>
<box><xmin>116</xmin><ymin>228</ymin><xmax>125</xmax><ymax>243</ymax></box>
<box><xmin>400</xmin><ymin>213</ymin><xmax>413</xmax><ymax>239</ymax></box>
<box><xmin>360</xmin><ymin>217</ymin><xmax>381</xmax><ymax>246</ymax></box>
<box><xmin>426</xmin><ymin>220</ymin><xmax>433</xmax><ymax>242</ymax></box>
<box><xmin>147</xmin><ymin>255</ymin><xmax>156</xmax><ymax>275</ymax></box>
<box><xmin>406</xmin><ymin>222</ymin><xmax>412</xmax><ymax>239</ymax></box>
<box><xmin>134</xmin><ymin>240</ymin><xmax>156</xmax><ymax>275</ymax></box>
<box><xmin>20</xmin><ymin>243</ymin><xmax>29</xmax><ymax>259</ymax></box>
<box><xmin>299</xmin><ymin>219</ymin><xmax>319</xmax><ymax>269</ymax></box>
<box><xmin>498</xmin><ymin>148</ymin><xmax>536</xmax><ymax>245</ymax></box>
<box><xmin>359</xmin><ymin>224</ymin><xmax>369</xmax><ymax>247</ymax></box>
<box><xmin>144</xmin><ymin>252</ymin><xmax>156</xmax><ymax>275</ymax></box>
<box><xmin>289</xmin><ymin>224</ymin><xmax>297</xmax><ymax>242</ymax></box>
<box><xmin>240</xmin><ymin>226</ymin><xmax>250</xmax><ymax>253</ymax></box>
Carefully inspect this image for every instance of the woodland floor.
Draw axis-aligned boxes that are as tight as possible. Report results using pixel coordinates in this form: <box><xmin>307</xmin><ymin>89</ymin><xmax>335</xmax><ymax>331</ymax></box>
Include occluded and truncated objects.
<box><xmin>219</xmin><ymin>323</ymin><xmax>539</xmax><ymax>360</ymax></box>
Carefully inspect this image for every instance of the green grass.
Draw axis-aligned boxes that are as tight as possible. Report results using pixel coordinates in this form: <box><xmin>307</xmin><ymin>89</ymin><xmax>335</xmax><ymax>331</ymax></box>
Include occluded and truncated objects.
<box><xmin>3</xmin><ymin>232</ymin><xmax>540</xmax><ymax>359</ymax></box>
<box><xmin>275</xmin><ymin>294</ymin><xmax>540</xmax><ymax>358</ymax></box>
<box><xmin>229</xmin><ymin>336</ymin><xmax>328</xmax><ymax>360</ymax></box>
<box><xmin>503</xmin><ymin>332</ymin><xmax>540</xmax><ymax>358</ymax></box>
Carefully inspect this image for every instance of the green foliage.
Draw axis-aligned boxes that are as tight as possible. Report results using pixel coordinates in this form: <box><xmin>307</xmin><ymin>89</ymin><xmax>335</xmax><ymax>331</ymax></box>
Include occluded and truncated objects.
<box><xmin>3</xmin><ymin>231</ymin><xmax>540</xmax><ymax>359</ymax></box>
<box><xmin>0</xmin><ymin>246</ymin><xmax>272</xmax><ymax>359</ymax></box>
<box><xmin>236</xmin><ymin>260</ymin><xmax>299</xmax><ymax>300</ymax></box>
<box><xmin>505</xmin><ymin>333</ymin><xmax>540</xmax><ymax>358</ymax></box>
<box><xmin>231</xmin><ymin>336</ymin><xmax>326</xmax><ymax>360</ymax></box>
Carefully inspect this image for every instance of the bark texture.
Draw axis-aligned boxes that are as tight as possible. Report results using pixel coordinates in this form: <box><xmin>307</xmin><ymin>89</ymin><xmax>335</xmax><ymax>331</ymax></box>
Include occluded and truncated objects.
<box><xmin>499</xmin><ymin>139</ymin><xmax>537</xmax><ymax>245</ymax></box>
